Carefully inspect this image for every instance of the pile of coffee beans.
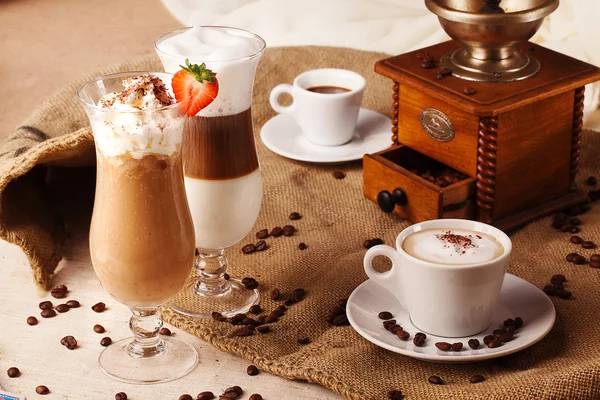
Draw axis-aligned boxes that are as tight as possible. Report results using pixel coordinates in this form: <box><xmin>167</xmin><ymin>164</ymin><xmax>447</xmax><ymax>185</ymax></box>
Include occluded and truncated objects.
<box><xmin>243</xmin><ymin>214</ymin><xmax>302</xmax><ymax>254</ymax></box>
<box><xmin>408</xmin><ymin>167</ymin><xmax>468</xmax><ymax>188</ymax></box>
<box><xmin>543</xmin><ymin>274</ymin><xmax>572</xmax><ymax>299</ymax></box>
<box><xmin>327</xmin><ymin>298</ymin><xmax>350</xmax><ymax>326</ymax></box>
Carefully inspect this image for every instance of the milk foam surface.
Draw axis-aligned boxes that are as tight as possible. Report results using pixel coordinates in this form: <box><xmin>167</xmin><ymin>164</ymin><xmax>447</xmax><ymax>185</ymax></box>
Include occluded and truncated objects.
<box><xmin>156</xmin><ymin>27</ymin><xmax>264</xmax><ymax>117</ymax></box>
<box><xmin>90</xmin><ymin>75</ymin><xmax>184</xmax><ymax>159</ymax></box>
<box><xmin>184</xmin><ymin>169</ymin><xmax>262</xmax><ymax>249</ymax></box>
<box><xmin>402</xmin><ymin>229</ymin><xmax>503</xmax><ymax>265</ymax></box>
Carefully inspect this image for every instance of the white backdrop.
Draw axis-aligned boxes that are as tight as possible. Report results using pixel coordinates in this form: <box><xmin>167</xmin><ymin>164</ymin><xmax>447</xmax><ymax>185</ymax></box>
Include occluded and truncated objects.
<box><xmin>161</xmin><ymin>0</ymin><xmax>600</xmax><ymax>126</ymax></box>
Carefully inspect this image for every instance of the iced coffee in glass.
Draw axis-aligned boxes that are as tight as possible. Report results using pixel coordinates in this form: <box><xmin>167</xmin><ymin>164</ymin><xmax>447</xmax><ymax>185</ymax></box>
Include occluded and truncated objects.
<box><xmin>78</xmin><ymin>72</ymin><xmax>197</xmax><ymax>384</ymax></box>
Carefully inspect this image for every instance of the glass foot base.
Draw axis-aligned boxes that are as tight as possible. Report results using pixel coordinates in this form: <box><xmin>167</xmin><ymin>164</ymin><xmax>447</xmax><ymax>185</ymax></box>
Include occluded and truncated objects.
<box><xmin>170</xmin><ymin>277</ymin><xmax>260</xmax><ymax>318</ymax></box>
<box><xmin>98</xmin><ymin>336</ymin><xmax>198</xmax><ymax>384</ymax></box>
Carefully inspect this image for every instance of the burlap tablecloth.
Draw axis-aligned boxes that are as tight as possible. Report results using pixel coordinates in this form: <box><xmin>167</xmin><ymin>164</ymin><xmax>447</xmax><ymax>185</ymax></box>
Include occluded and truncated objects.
<box><xmin>1</xmin><ymin>46</ymin><xmax>600</xmax><ymax>400</ymax></box>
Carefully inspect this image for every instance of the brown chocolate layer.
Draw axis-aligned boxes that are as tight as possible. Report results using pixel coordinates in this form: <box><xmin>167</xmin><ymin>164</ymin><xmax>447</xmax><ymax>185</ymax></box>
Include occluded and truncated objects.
<box><xmin>183</xmin><ymin>108</ymin><xmax>259</xmax><ymax>180</ymax></box>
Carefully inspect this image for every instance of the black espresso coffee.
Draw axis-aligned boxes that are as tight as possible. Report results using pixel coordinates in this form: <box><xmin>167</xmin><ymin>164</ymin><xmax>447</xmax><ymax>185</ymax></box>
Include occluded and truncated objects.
<box><xmin>307</xmin><ymin>86</ymin><xmax>351</xmax><ymax>94</ymax></box>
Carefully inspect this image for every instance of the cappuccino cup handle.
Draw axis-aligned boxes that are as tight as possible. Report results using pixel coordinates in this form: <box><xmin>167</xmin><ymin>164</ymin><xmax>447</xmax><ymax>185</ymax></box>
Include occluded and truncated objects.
<box><xmin>269</xmin><ymin>84</ymin><xmax>296</xmax><ymax>114</ymax></box>
<box><xmin>363</xmin><ymin>245</ymin><xmax>407</xmax><ymax>309</ymax></box>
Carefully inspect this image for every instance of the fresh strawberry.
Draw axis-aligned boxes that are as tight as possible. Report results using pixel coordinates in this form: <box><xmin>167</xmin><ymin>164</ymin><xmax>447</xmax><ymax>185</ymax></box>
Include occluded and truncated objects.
<box><xmin>172</xmin><ymin>59</ymin><xmax>219</xmax><ymax>117</ymax></box>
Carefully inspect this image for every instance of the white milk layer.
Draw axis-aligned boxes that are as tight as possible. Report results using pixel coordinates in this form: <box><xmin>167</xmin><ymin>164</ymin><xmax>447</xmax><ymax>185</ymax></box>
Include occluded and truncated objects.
<box><xmin>184</xmin><ymin>169</ymin><xmax>262</xmax><ymax>249</ymax></box>
<box><xmin>402</xmin><ymin>228</ymin><xmax>504</xmax><ymax>265</ymax></box>
<box><xmin>156</xmin><ymin>27</ymin><xmax>264</xmax><ymax>117</ymax></box>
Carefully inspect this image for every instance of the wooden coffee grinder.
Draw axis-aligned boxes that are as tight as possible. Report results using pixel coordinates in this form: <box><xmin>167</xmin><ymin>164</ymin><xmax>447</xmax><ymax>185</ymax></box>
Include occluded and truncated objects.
<box><xmin>363</xmin><ymin>0</ymin><xmax>600</xmax><ymax>231</ymax></box>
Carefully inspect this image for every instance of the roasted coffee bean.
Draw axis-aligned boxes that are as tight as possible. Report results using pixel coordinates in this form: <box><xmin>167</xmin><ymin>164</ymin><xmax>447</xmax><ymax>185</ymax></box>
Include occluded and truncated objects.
<box><xmin>428</xmin><ymin>375</ymin><xmax>444</xmax><ymax>385</ymax></box>
<box><xmin>435</xmin><ymin>342</ymin><xmax>452</xmax><ymax>351</ymax></box>
<box><xmin>277</xmin><ymin>305</ymin><xmax>287</xmax><ymax>313</ymax></box>
<box><xmin>582</xmin><ymin>241</ymin><xmax>596</xmax><ymax>249</ymax></box>
<box><xmin>246</xmin><ymin>364</ymin><xmax>259</xmax><ymax>376</ymax></box>
<box><xmin>27</xmin><ymin>316</ymin><xmax>38</xmax><ymax>326</ymax></box>
<box><xmin>60</xmin><ymin>335</ymin><xmax>77</xmax><ymax>350</ymax></box>
<box><xmin>249</xmin><ymin>395</ymin><xmax>262</xmax><ymax>400</ymax></box>
<box><xmin>556</xmin><ymin>289</ymin><xmax>573</xmax><ymax>299</ymax></box>
<box><xmin>244</xmin><ymin>278</ymin><xmax>259</xmax><ymax>290</ymax></box>
<box><xmin>159</xmin><ymin>327</ymin><xmax>172</xmax><ymax>336</ymax></box>
<box><xmin>255</xmin><ymin>240</ymin><xmax>267</xmax><ymax>252</ymax></box>
<box><xmin>570</xmin><ymin>235</ymin><xmax>583</xmax><ymax>244</ymax></box>
<box><xmin>265</xmin><ymin>315</ymin><xmax>278</xmax><ymax>324</ymax></box>
<box><xmin>242</xmin><ymin>244</ymin><xmax>256</xmax><ymax>254</ymax></box>
<box><xmin>551</xmin><ymin>275</ymin><xmax>566</xmax><ymax>285</ymax></box>
<box><xmin>298</xmin><ymin>337</ymin><xmax>311</xmax><ymax>345</ymax></box>
<box><xmin>256</xmin><ymin>325</ymin><xmax>271</xmax><ymax>334</ymax></box>
<box><xmin>498</xmin><ymin>331</ymin><xmax>514</xmax><ymax>342</ymax></box>
<box><xmin>363</xmin><ymin>239</ymin><xmax>374</xmax><ymax>249</ymax></box>
<box><xmin>41</xmin><ymin>309</ymin><xmax>56</xmax><ymax>318</ymax></box>
<box><xmin>413</xmin><ymin>334</ymin><xmax>426</xmax><ymax>347</ymax></box>
<box><xmin>7</xmin><ymin>367</ymin><xmax>20</xmax><ymax>378</ymax></box>
<box><xmin>289</xmin><ymin>212</ymin><xmax>302</xmax><ymax>220</ymax></box>
<box><xmin>36</xmin><ymin>385</ymin><xmax>50</xmax><ymax>395</ymax></box>
<box><xmin>543</xmin><ymin>284</ymin><xmax>556</xmax><ymax>296</ymax></box>
<box><xmin>573</xmin><ymin>255</ymin><xmax>587</xmax><ymax>265</ymax></box>
<box><xmin>503</xmin><ymin>318</ymin><xmax>516</xmax><ymax>327</ymax></box>
<box><xmin>591</xmin><ymin>254</ymin><xmax>600</xmax><ymax>262</ymax></box>
<box><xmin>493</xmin><ymin>329</ymin><xmax>504</xmax><ymax>338</ymax></box>
<box><xmin>587</xmin><ymin>176</ymin><xmax>598</xmax><ymax>186</ymax></box>
<box><xmin>468</xmin><ymin>338</ymin><xmax>480</xmax><ymax>349</ymax></box>
<box><xmin>242</xmin><ymin>317</ymin><xmax>259</xmax><ymax>326</ymax></box>
<box><xmin>560</xmin><ymin>224</ymin><xmax>574</xmax><ymax>232</ymax></box>
<box><xmin>298</xmin><ymin>242</ymin><xmax>308</xmax><ymax>250</ymax></box>
<box><xmin>212</xmin><ymin>312</ymin><xmax>227</xmax><ymax>322</ymax></box>
<box><xmin>256</xmin><ymin>229</ymin><xmax>269</xmax><ymax>239</ymax></box>
<box><xmin>234</xmin><ymin>327</ymin><xmax>254</xmax><ymax>337</ymax></box>
<box><xmin>421</xmin><ymin>61</ymin><xmax>435</xmax><ymax>69</ymax></box>
<box><xmin>566</xmin><ymin>252</ymin><xmax>579</xmax><ymax>262</ymax></box>
<box><xmin>470</xmin><ymin>374</ymin><xmax>485</xmax><ymax>384</ymax></box>
<box><xmin>483</xmin><ymin>335</ymin><xmax>495</xmax><ymax>345</ymax></box>
<box><xmin>570</xmin><ymin>217</ymin><xmax>582</xmax><ymax>226</ymax></box>
<box><xmin>93</xmin><ymin>324</ymin><xmax>105</xmax><ymax>333</ymax></box>
<box><xmin>552</xmin><ymin>281</ymin><xmax>564</xmax><ymax>290</ymax></box>
<box><xmin>504</xmin><ymin>325</ymin><xmax>516</xmax><ymax>333</ymax></box>
<box><xmin>197</xmin><ymin>391</ymin><xmax>215</xmax><ymax>400</ymax></box>
<box><xmin>591</xmin><ymin>260</ymin><xmax>600</xmax><ymax>268</ymax></box>
<box><xmin>270</xmin><ymin>288</ymin><xmax>281</xmax><ymax>301</ymax></box>
<box><xmin>383</xmin><ymin>319</ymin><xmax>396</xmax><ymax>327</ymax></box>
<box><xmin>231</xmin><ymin>313</ymin><xmax>247</xmax><ymax>325</ymax></box>
<box><xmin>224</xmin><ymin>273</ymin><xmax>230</xmax><ymax>280</ymax></box>
<box><xmin>452</xmin><ymin>342</ymin><xmax>463</xmax><ymax>351</ymax></box>
<box><xmin>270</xmin><ymin>309</ymin><xmax>284</xmax><ymax>318</ymax></box>
<box><xmin>50</xmin><ymin>285</ymin><xmax>68</xmax><ymax>299</ymax></box>
<box><xmin>39</xmin><ymin>301</ymin><xmax>53</xmax><ymax>310</ymax></box>
<box><xmin>332</xmin><ymin>171</ymin><xmax>346</xmax><ymax>179</ymax></box>
<box><xmin>65</xmin><ymin>300</ymin><xmax>80</xmax><ymax>308</ymax></box>
<box><xmin>463</xmin><ymin>87</ymin><xmax>476</xmax><ymax>95</ymax></box>
<box><xmin>389</xmin><ymin>325</ymin><xmax>403</xmax><ymax>334</ymax></box>
<box><xmin>100</xmin><ymin>337</ymin><xmax>112</xmax><ymax>347</ymax></box>
<box><xmin>487</xmin><ymin>338</ymin><xmax>502</xmax><ymax>348</ymax></box>
<box><xmin>388</xmin><ymin>390</ymin><xmax>403</xmax><ymax>400</ymax></box>
<box><xmin>115</xmin><ymin>392</ymin><xmax>127</xmax><ymax>400</ymax></box>
<box><xmin>55</xmin><ymin>304</ymin><xmax>69</xmax><ymax>313</ymax></box>
<box><xmin>569</xmin><ymin>227</ymin><xmax>581</xmax><ymax>234</ymax></box>
<box><xmin>270</xmin><ymin>227</ymin><xmax>283</xmax><ymax>237</ymax></box>
<box><xmin>515</xmin><ymin>317</ymin><xmax>523</xmax><ymax>329</ymax></box>
<box><xmin>378</xmin><ymin>311</ymin><xmax>393</xmax><ymax>320</ymax></box>
<box><xmin>292</xmin><ymin>288</ymin><xmax>306</xmax><ymax>301</ymax></box>
<box><xmin>224</xmin><ymin>386</ymin><xmax>243</xmax><ymax>397</ymax></box>
<box><xmin>332</xmin><ymin>314</ymin><xmax>349</xmax><ymax>326</ymax></box>
<box><xmin>249</xmin><ymin>304</ymin><xmax>262</xmax><ymax>314</ymax></box>
<box><xmin>92</xmin><ymin>302</ymin><xmax>106</xmax><ymax>312</ymax></box>
<box><xmin>257</xmin><ymin>315</ymin><xmax>268</xmax><ymax>324</ymax></box>
<box><xmin>284</xmin><ymin>298</ymin><xmax>296</xmax><ymax>306</ymax></box>
<box><xmin>179</xmin><ymin>395</ymin><xmax>193</xmax><ymax>400</ymax></box>
<box><xmin>396</xmin><ymin>329</ymin><xmax>410</xmax><ymax>341</ymax></box>
<box><xmin>282</xmin><ymin>225</ymin><xmax>296</xmax><ymax>236</ymax></box>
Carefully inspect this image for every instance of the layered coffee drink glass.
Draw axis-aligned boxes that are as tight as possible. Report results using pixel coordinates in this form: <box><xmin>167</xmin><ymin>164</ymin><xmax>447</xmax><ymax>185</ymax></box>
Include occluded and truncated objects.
<box><xmin>78</xmin><ymin>72</ymin><xmax>197</xmax><ymax>383</ymax></box>
<box><xmin>155</xmin><ymin>26</ymin><xmax>266</xmax><ymax>317</ymax></box>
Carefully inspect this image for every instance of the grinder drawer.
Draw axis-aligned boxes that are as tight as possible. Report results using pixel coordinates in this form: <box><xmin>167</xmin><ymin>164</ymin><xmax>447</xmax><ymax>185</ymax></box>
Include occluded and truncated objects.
<box><xmin>363</xmin><ymin>145</ymin><xmax>476</xmax><ymax>222</ymax></box>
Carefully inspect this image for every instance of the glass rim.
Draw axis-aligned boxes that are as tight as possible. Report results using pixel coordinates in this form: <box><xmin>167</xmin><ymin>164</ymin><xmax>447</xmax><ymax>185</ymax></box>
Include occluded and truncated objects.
<box><xmin>154</xmin><ymin>25</ymin><xmax>267</xmax><ymax>64</ymax></box>
<box><xmin>76</xmin><ymin>71</ymin><xmax>181</xmax><ymax>114</ymax></box>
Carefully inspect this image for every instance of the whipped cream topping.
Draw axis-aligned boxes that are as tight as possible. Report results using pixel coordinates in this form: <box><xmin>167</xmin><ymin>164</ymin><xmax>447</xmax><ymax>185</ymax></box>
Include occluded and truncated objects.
<box><xmin>156</xmin><ymin>27</ymin><xmax>264</xmax><ymax>117</ymax></box>
<box><xmin>402</xmin><ymin>229</ymin><xmax>504</xmax><ymax>265</ymax></box>
<box><xmin>89</xmin><ymin>74</ymin><xmax>184</xmax><ymax>159</ymax></box>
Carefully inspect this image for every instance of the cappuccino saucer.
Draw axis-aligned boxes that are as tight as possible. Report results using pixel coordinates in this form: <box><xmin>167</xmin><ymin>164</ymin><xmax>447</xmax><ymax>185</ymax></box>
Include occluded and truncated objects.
<box><xmin>260</xmin><ymin>108</ymin><xmax>392</xmax><ymax>163</ymax></box>
<box><xmin>346</xmin><ymin>274</ymin><xmax>555</xmax><ymax>363</ymax></box>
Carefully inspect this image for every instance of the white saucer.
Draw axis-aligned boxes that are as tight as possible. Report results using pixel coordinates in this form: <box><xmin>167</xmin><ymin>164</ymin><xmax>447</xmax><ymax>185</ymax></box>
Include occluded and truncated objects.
<box><xmin>260</xmin><ymin>108</ymin><xmax>392</xmax><ymax>163</ymax></box>
<box><xmin>347</xmin><ymin>274</ymin><xmax>555</xmax><ymax>363</ymax></box>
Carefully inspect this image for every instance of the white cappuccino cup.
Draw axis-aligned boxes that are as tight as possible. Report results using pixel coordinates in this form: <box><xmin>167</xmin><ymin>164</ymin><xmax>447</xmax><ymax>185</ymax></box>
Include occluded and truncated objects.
<box><xmin>364</xmin><ymin>219</ymin><xmax>512</xmax><ymax>337</ymax></box>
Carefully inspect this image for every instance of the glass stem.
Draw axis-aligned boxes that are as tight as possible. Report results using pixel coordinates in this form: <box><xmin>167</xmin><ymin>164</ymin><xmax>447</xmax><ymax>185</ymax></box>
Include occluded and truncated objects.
<box><xmin>127</xmin><ymin>308</ymin><xmax>166</xmax><ymax>358</ymax></box>
<box><xmin>193</xmin><ymin>248</ymin><xmax>231</xmax><ymax>296</ymax></box>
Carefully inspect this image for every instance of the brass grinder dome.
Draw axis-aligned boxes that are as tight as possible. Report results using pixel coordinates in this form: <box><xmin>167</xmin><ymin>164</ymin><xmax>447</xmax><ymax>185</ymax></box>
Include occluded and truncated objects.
<box><xmin>425</xmin><ymin>0</ymin><xmax>559</xmax><ymax>82</ymax></box>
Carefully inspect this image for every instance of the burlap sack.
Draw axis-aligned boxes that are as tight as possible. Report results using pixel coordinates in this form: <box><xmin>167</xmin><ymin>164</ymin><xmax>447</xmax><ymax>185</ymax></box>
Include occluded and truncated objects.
<box><xmin>2</xmin><ymin>47</ymin><xmax>600</xmax><ymax>400</ymax></box>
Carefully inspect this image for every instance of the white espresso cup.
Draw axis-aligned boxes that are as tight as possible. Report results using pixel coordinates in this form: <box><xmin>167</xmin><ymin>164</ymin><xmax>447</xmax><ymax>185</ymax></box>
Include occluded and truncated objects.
<box><xmin>364</xmin><ymin>219</ymin><xmax>512</xmax><ymax>338</ymax></box>
<box><xmin>269</xmin><ymin>69</ymin><xmax>365</xmax><ymax>146</ymax></box>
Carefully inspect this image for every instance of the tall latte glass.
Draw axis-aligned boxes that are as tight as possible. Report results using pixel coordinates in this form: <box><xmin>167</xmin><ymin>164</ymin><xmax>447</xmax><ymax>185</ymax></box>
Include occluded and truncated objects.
<box><xmin>78</xmin><ymin>72</ymin><xmax>198</xmax><ymax>383</ymax></box>
<box><xmin>155</xmin><ymin>26</ymin><xmax>266</xmax><ymax>317</ymax></box>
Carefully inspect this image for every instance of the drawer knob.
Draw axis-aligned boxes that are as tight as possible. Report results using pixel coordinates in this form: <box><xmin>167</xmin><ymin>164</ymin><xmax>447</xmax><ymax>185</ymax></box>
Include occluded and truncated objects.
<box><xmin>392</xmin><ymin>188</ymin><xmax>407</xmax><ymax>206</ymax></box>
<box><xmin>377</xmin><ymin>190</ymin><xmax>395</xmax><ymax>213</ymax></box>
